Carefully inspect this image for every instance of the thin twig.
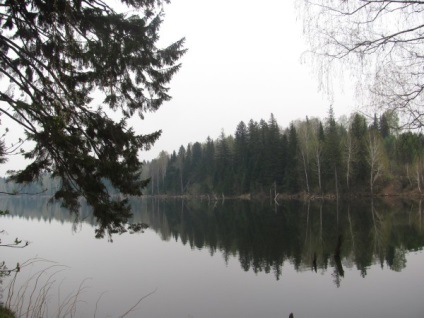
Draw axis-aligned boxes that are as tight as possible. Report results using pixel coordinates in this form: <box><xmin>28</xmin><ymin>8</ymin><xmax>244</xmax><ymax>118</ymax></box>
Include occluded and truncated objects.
<box><xmin>118</xmin><ymin>289</ymin><xmax>158</xmax><ymax>318</ymax></box>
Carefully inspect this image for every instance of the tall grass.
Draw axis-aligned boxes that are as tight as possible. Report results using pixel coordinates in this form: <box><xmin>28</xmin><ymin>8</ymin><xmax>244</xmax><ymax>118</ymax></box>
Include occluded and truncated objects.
<box><xmin>2</xmin><ymin>259</ymin><xmax>155</xmax><ymax>318</ymax></box>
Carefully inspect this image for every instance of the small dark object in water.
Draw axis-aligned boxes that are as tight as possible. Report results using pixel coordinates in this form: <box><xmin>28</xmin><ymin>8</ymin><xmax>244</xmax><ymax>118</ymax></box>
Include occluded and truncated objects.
<box><xmin>289</xmin><ymin>313</ymin><xmax>294</xmax><ymax>318</ymax></box>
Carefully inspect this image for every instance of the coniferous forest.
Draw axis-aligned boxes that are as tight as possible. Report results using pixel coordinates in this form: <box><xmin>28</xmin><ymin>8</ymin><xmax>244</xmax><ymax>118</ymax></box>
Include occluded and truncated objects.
<box><xmin>1</xmin><ymin>108</ymin><xmax>424</xmax><ymax>198</ymax></box>
<box><xmin>142</xmin><ymin>108</ymin><xmax>424</xmax><ymax>197</ymax></box>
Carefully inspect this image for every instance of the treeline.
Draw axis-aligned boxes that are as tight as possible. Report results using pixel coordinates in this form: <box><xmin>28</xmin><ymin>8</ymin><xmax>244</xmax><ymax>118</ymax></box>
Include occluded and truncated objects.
<box><xmin>143</xmin><ymin>108</ymin><xmax>424</xmax><ymax>196</ymax></box>
<box><xmin>0</xmin><ymin>174</ymin><xmax>118</xmax><ymax>198</ymax></box>
<box><xmin>0</xmin><ymin>174</ymin><xmax>58</xmax><ymax>196</ymax></box>
<box><xmin>1</xmin><ymin>107</ymin><xmax>424</xmax><ymax>197</ymax></box>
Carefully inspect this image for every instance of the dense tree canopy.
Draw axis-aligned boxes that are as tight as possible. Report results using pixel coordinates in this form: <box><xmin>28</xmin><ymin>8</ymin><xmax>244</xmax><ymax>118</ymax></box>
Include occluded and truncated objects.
<box><xmin>298</xmin><ymin>0</ymin><xmax>424</xmax><ymax>129</ymax></box>
<box><xmin>0</xmin><ymin>0</ymin><xmax>186</xmax><ymax>231</ymax></box>
<box><xmin>144</xmin><ymin>111</ymin><xmax>424</xmax><ymax>197</ymax></box>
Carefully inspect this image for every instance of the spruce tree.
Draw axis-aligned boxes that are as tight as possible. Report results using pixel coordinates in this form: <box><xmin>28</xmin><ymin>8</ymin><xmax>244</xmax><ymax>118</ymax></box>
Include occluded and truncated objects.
<box><xmin>0</xmin><ymin>0</ymin><xmax>186</xmax><ymax>236</ymax></box>
<box><xmin>247</xmin><ymin>120</ymin><xmax>261</xmax><ymax>191</ymax></box>
<box><xmin>214</xmin><ymin>131</ymin><xmax>233</xmax><ymax>194</ymax></box>
<box><xmin>265</xmin><ymin>114</ymin><xmax>283</xmax><ymax>187</ymax></box>
<box><xmin>323</xmin><ymin>106</ymin><xmax>341</xmax><ymax>193</ymax></box>
<box><xmin>350</xmin><ymin>113</ymin><xmax>369</xmax><ymax>187</ymax></box>
<box><xmin>203</xmin><ymin>137</ymin><xmax>215</xmax><ymax>192</ymax></box>
<box><xmin>234</xmin><ymin>121</ymin><xmax>249</xmax><ymax>193</ymax></box>
<box><xmin>285</xmin><ymin>123</ymin><xmax>299</xmax><ymax>193</ymax></box>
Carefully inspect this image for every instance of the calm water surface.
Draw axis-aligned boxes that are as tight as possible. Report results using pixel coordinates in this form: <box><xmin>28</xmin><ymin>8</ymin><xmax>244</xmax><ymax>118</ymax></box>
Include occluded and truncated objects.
<box><xmin>0</xmin><ymin>197</ymin><xmax>423</xmax><ymax>318</ymax></box>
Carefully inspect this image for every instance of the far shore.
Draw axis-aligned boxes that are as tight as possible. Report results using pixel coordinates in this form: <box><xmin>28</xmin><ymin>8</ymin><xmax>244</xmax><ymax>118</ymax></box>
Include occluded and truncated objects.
<box><xmin>140</xmin><ymin>189</ymin><xmax>424</xmax><ymax>202</ymax></box>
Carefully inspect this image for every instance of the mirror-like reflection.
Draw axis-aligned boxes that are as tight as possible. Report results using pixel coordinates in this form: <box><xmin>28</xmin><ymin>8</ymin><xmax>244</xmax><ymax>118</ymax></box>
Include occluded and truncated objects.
<box><xmin>134</xmin><ymin>198</ymin><xmax>424</xmax><ymax>283</ymax></box>
<box><xmin>1</xmin><ymin>196</ymin><xmax>424</xmax><ymax>318</ymax></box>
<box><xmin>1</xmin><ymin>196</ymin><xmax>423</xmax><ymax>285</ymax></box>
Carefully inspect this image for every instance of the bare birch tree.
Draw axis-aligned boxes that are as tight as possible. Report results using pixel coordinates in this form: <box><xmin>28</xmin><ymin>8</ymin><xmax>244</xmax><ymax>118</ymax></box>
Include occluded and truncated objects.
<box><xmin>298</xmin><ymin>1</ymin><xmax>424</xmax><ymax>129</ymax></box>
<box><xmin>343</xmin><ymin>115</ymin><xmax>364</xmax><ymax>190</ymax></box>
<box><xmin>415</xmin><ymin>160</ymin><xmax>422</xmax><ymax>193</ymax></box>
<box><xmin>366</xmin><ymin>130</ymin><xmax>386</xmax><ymax>193</ymax></box>
<box><xmin>309</xmin><ymin>118</ymin><xmax>324</xmax><ymax>192</ymax></box>
<box><xmin>296</xmin><ymin>120</ymin><xmax>312</xmax><ymax>193</ymax></box>
<box><xmin>343</xmin><ymin>129</ymin><xmax>357</xmax><ymax>190</ymax></box>
<box><xmin>414</xmin><ymin>155</ymin><xmax>424</xmax><ymax>193</ymax></box>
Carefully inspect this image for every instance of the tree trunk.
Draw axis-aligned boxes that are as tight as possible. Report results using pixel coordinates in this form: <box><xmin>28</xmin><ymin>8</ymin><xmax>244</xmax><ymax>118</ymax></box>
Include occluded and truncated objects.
<box><xmin>180</xmin><ymin>169</ymin><xmax>184</xmax><ymax>194</ymax></box>
<box><xmin>417</xmin><ymin>164</ymin><xmax>421</xmax><ymax>193</ymax></box>
<box><xmin>316</xmin><ymin>152</ymin><xmax>322</xmax><ymax>192</ymax></box>
<box><xmin>301</xmin><ymin>150</ymin><xmax>310</xmax><ymax>193</ymax></box>
<box><xmin>335</xmin><ymin>167</ymin><xmax>339</xmax><ymax>198</ymax></box>
<box><xmin>346</xmin><ymin>152</ymin><xmax>351</xmax><ymax>189</ymax></box>
<box><xmin>407</xmin><ymin>164</ymin><xmax>412</xmax><ymax>186</ymax></box>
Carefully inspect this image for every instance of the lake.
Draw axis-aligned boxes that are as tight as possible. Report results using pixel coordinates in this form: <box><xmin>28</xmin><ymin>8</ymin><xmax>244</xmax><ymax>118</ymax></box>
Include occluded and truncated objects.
<box><xmin>0</xmin><ymin>196</ymin><xmax>423</xmax><ymax>318</ymax></box>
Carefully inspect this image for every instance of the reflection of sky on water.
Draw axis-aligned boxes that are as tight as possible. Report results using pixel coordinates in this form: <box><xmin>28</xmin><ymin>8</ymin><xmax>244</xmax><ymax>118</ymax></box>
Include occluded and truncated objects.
<box><xmin>1</xmin><ymin>198</ymin><xmax>424</xmax><ymax>317</ymax></box>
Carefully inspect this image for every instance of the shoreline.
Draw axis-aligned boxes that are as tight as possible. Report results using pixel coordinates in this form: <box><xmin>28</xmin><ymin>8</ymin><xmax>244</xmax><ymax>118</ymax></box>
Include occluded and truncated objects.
<box><xmin>140</xmin><ymin>190</ymin><xmax>424</xmax><ymax>201</ymax></box>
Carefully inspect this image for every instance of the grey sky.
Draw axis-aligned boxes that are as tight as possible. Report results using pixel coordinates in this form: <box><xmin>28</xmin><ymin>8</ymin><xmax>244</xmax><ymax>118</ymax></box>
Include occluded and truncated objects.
<box><xmin>138</xmin><ymin>0</ymin><xmax>355</xmax><ymax>160</ymax></box>
<box><xmin>0</xmin><ymin>0</ymin><xmax>356</xmax><ymax>175</ymax></box>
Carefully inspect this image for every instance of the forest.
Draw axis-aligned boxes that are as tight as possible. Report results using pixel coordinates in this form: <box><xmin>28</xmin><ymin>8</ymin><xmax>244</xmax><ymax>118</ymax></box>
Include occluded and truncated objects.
<box><xmin>1</xmin><ymin>107</ymin><xmax>424</xmax><ymax>198</ymax></box>
<box><xmin>142</xmin><ymin>107</ymin><xmax>424</xmax><ymax>197</ymax></box>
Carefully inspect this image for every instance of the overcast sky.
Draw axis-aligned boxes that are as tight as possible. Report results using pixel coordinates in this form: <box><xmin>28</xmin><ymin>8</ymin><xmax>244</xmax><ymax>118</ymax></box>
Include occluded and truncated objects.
<box><xmin>0</xmin><ymin>0</ymin><xmax>358</xmax><ymax>176</ymax></box>
<box><xmin>136</xmin><ymin>0</ymin><xmax>357</xmax><ymax>160</ymax></box>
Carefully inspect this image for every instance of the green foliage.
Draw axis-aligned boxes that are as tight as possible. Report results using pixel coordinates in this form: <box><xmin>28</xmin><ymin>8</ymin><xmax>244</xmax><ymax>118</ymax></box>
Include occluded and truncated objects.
<box><xmin>143</xmin><ymin>110</ymin><xmax>424</xmax><ymax>196</ymax></box>
<box><xmin>348</xmin><ymin>113</ymin><xmax>369</xmax><ymax>186</ymax></box>
<box><xmin>0</xmin><ymin>1</ymin><xmax>185</xmax><ymax>225</ymax></box>
<box><xmin>285</xmin><ymin>123</ymin><xmax>299</xmax><ymax>192</ymax></box>
<box><xmin>322</xmin><ymin>106</ymin><xmax>342</xmax><ymax>190</ymax></box>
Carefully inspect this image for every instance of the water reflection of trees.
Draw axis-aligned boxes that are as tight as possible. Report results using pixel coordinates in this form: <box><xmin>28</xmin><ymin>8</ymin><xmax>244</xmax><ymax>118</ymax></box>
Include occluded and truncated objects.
<box><xmin>130</xmin><ymin>198</ymin><xmax>424</xmax><ymax>283</ymax></box>
<box><xmin>0</xmin><ymin>195</ymin><xmax>145</xmax><ymax>241</ymax></box>
<box><xmin>0</xmin><ymin>196</ymin><xmax>96</xmax><ymax>225</ymax></box>
<box><xmin>1</xmin><ymin>196</ymin><xmax>424</xmax><ymax>283</ymax></box>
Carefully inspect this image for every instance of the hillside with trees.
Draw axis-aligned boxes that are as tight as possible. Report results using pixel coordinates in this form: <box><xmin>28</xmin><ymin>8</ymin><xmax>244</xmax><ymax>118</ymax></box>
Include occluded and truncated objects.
<box><xmin>142</xmin><ymin>108</ymin><xmax>424</xmax><ymax>198</ymax></box>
